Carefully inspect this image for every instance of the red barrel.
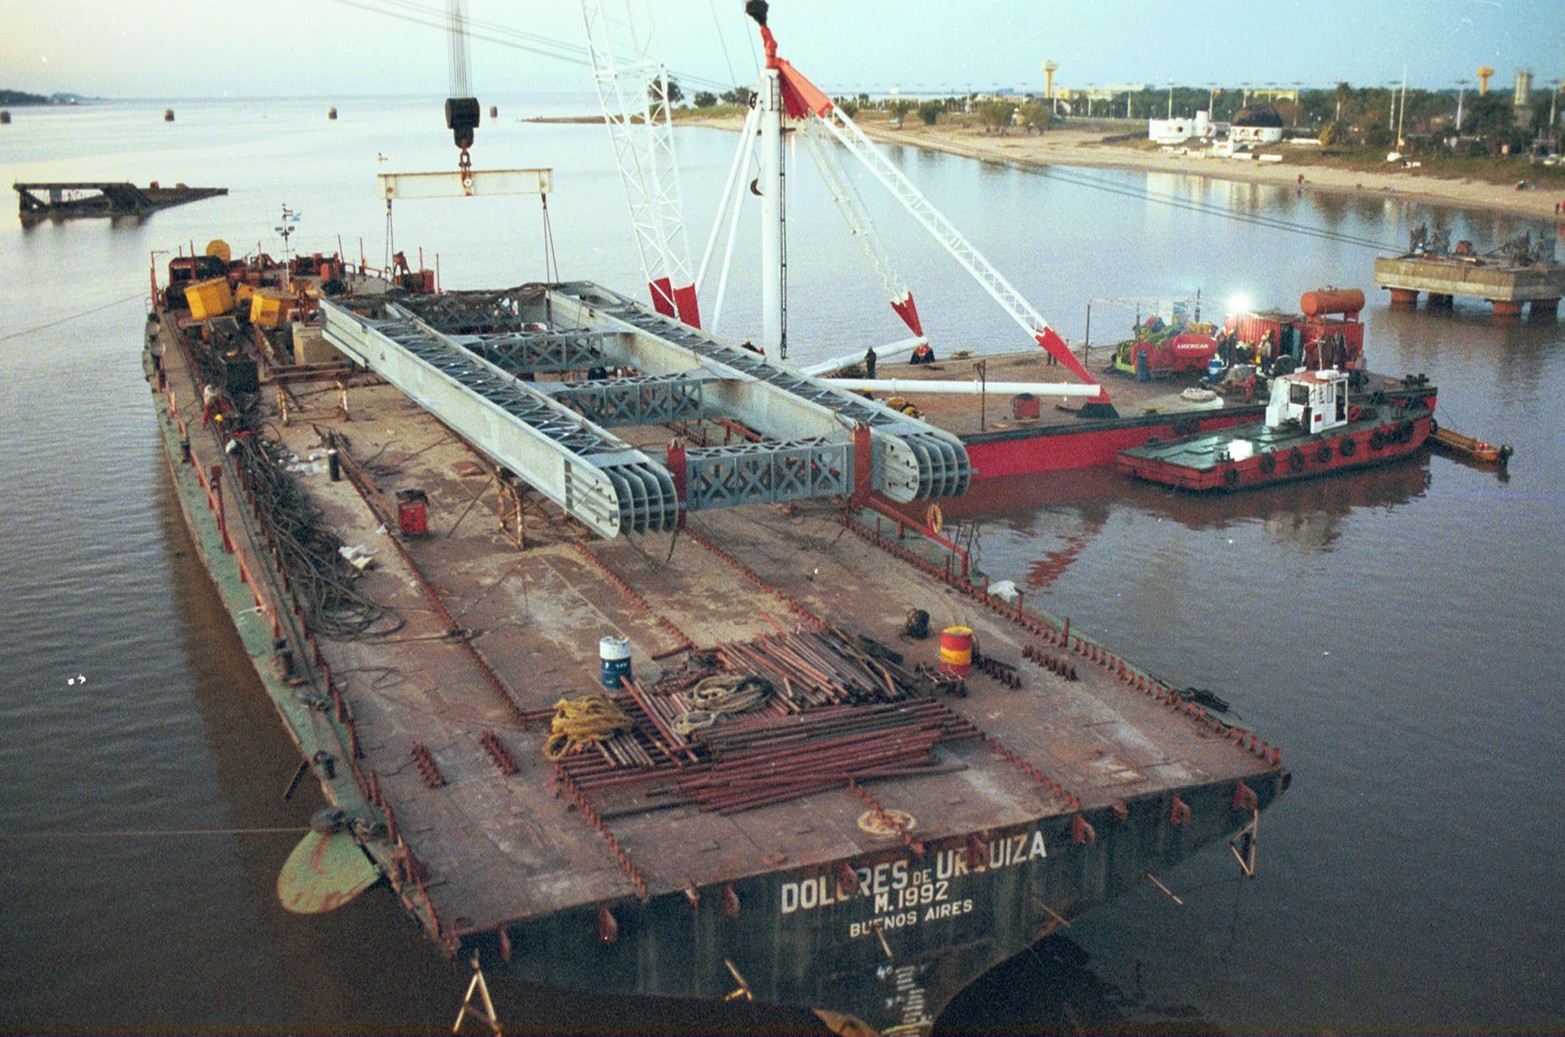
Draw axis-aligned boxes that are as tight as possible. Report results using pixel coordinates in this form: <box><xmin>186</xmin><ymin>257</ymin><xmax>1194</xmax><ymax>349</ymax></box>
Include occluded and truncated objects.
<box><xmin>939</xmin><ymin>626</ymin><xmax>973</xmax><ymax>677</ymax></box>
<box><xmin>1012</xmin><ymin>393</ymin><xmax>1041</xmax><ymax>420</ymax></box>
<box><xmin>1299</xmin><ymin>288</ymin><xmax>1365</xmax><ymax>317</ymax></box>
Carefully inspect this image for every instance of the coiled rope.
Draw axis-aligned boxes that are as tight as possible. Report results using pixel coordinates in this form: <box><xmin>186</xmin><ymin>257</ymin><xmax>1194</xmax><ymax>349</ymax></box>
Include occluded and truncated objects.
<box><xmin>672</xmin><ymin>675</ymin><xmax>772</xmax><ymax>736</ymax></box>
<box><xmin>543</xmin><ymin>693</ymin><xmax>632</xmax><ymax>759</ymax></box>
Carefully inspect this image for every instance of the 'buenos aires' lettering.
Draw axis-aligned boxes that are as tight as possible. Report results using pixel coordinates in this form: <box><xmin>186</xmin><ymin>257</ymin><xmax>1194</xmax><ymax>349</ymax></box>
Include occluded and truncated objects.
<box><xmin>779</xmin><ymin>828</ymin><xmax>1046</xmax><ymax>916</ymax></box>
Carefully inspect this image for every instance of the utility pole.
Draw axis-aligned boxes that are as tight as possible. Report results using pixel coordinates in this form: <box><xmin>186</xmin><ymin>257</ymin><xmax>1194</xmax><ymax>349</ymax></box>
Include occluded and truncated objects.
<box><xmin>1551</xmin><ymin>80</ymin><xmax>1561</xmax><ymax>153</ymax></box>
<box><xmin>1396</xmin><ymin>69</ymin><xmax>1407</xmax><ymax>148</ymax></box>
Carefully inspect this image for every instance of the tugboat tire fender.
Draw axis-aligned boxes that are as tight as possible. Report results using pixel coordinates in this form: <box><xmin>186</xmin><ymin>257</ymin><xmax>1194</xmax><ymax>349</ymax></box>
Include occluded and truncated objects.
<box><xmin>1223</xmin><ymin>467</ymin><xmax>1239</xmax><ymax>487</ymax></box>
<box><xmin>1288</xmin><ymin>449</ymin><xmax>1306</xmax><ymax>472</ymax></box>
<box><xmin>1258</xmin><ymin>451</ymin><xmax>1276</xmax><ymax>474</ymax></box>
<box><xmin>1317</xmin><ymin>443</ymin><xmax>1333</xmax><ymax>464</ymax></box>
<box><xmin>1370</xmin><ymin>430</ymin><xmax>1386</xmax><ymax>451</ymax></box>
<box><xmin>1340</xmin><ymin>436</ymin><xmax>1357</xmax><ymax>457</ymax></box>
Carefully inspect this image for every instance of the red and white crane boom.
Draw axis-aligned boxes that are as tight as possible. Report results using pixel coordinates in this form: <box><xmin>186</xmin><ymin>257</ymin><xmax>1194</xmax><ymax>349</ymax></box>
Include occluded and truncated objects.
<box><xmin>744</xmin><ymin>2</ymin><xmax>1112</xmax><ymax>408</ymax></box>
<box><xmin>580</xmin><ymin>0</ymin><xmax>701</xmax><ymax>327</ymax></box>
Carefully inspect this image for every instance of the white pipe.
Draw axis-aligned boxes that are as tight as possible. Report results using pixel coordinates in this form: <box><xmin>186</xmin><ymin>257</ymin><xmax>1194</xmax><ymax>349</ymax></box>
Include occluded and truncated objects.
<box><xmin>710</xmin><ymin>110</ymin><xmax>759</xmax><ymax>333</ymax></box>
<box><xmin>696</xmin><ymin>104</ymin><xmax>759</xmax><ymax>294</ymax></box>
<box><xmin>825</xmin><ymin>378</ymin><xmax>1106</xmax><ymax>397</ymax></box>
<box><xmin>759</xmin><ymin>68</ymin><xmax>784</xmax><ymax>356</ymax></box>
<box><xmin>799</xmin><ymin>336</ymin><xmax>926</xmax><ymax>376</ymax></box>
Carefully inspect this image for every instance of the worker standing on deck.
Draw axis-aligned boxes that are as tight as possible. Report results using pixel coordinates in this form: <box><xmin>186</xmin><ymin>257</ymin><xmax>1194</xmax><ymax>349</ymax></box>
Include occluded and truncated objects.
<box><xmin>864</xmin><ymin>346</ymin><xmax>877</xmax><ymax>378</ymax></box>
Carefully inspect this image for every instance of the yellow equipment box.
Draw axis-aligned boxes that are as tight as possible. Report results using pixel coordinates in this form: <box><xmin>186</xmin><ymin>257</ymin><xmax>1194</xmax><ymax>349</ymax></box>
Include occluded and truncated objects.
<box><xmin>250</xmin><ymin>290</ymin><xmax>298</xmax><ymax>329</ymax></box>
<box><xmin>185</xmin><ymin>278</ymin><xmax>234</xmax><ymax>320</ymax></box>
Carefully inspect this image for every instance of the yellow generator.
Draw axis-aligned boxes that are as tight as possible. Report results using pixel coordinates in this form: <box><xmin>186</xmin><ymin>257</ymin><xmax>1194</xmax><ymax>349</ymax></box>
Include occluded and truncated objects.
<box><xmin>184</xmin><ymin>277</ymin><xmax>234</xmax><ymax>320</ymax></box>
<box><xmin>249</xmin><ymin>289</ymin><xmax>298</xmax><ymax>329</ymax></box>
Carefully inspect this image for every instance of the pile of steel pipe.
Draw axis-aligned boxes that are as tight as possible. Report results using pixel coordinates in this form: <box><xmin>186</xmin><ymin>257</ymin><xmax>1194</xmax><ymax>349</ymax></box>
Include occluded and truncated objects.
<box><xmin>715</xmin><ymin>628</ymin><xmax>917</xmax><ymax>709</ymax></box>
<box><xmin>555</xmin><ymin>698</ymin><xmax>981</xmax><ymax>816</ymax></box>
<box><xmin>675</xmin><ymin>724</ymin><xmax>954</xmax><ymax>814</ymax></box>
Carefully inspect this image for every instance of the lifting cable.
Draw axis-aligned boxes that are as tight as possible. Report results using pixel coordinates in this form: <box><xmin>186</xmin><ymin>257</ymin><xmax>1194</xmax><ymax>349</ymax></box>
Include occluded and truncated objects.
<box><xmin>0</xmin><ymin>291</ymin><xmax>145</xmax><ymax>344</ymax></box>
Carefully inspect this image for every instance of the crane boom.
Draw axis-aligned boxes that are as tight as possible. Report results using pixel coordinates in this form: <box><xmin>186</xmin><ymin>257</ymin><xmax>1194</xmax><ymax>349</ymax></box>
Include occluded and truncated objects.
<box><xmin>746</xmin><ymin>2</ymin><xmax>1112</xmax><ymax>409</ymax></box>
<box><xmin>799</xmin><ymin>120</ymin><xmax>924</xmax><ymax>338</ymax></box>
<box><xmin>580</xmin><ymin>0</ymin><xmax>701</xmax><ymax>327</ymax></box>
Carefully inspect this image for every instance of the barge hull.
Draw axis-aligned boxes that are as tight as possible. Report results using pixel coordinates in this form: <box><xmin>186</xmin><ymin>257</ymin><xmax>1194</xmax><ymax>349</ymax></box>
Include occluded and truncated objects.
<box><xmin>146</xmin><ymin>271</ymin><xmax>1289</xmax><ymax>1033</ymax></box>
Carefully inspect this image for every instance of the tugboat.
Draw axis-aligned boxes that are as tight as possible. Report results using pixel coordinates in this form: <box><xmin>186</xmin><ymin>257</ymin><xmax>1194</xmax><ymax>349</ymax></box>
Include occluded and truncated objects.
<box><xmin>1116</xmin><ymin>367</ymin><xmax>1434</xmax><ymax>491</ymax></box>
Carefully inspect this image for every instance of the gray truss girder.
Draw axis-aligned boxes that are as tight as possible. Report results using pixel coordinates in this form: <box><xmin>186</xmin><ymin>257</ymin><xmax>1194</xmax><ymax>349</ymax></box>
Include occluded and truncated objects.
<box><xmin>685</xmin><ymin>439</ymin><xmax>851</xmax><ymax>510</ymax></box>
<box><xmin>318</xmin><ymin>299</ymin><xmax>677</xmax><ymax>538</ymax></box>
<box><xmin>549</xmin><ymin>282</ymin><xmax>971</xmax><ymax>501</ymax></box>
<box><xmin>455</xmin><ymin>330</ymin><xmax>619</xmax><ymax>375</ymax></box>
<box><xmin>540</xmin><ymin>374</ymin><xmax>709</xmax><ymax>427</ymax></box>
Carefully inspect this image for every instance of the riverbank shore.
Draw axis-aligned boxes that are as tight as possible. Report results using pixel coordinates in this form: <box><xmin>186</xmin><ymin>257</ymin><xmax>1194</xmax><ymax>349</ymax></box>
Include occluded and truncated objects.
<box><xmin>667</xmin><ymin>111</ymin><xmax>1565</xmax><ymax>223</ymax></box>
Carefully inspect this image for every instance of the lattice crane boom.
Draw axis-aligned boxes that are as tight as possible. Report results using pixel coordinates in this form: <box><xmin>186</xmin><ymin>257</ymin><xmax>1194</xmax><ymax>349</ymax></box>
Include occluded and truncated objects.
<box><xmin>580</xmin><ymin>0</ymin><xmax>701</xmax><ymax>327</ymax></box>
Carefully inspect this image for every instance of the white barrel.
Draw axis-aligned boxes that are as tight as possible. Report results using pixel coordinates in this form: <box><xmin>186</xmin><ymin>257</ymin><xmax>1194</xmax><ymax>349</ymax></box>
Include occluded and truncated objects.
<box><xmin>599</xmin><ymin>636</ymin><xmax>632</xmax><ymax>690</ymax></box>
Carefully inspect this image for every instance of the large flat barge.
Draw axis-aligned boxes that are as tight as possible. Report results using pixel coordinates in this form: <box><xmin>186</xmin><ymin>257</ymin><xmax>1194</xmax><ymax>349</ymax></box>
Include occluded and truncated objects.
<box><xmin>866</xmin><ymin>288</ymin><xmax>1433</xmax><ymax>479</ymax></box>
<box><xmin>144</xmin><ymin>252</ymin><xmax>1289</xmax><ymax>1034</ymax></box>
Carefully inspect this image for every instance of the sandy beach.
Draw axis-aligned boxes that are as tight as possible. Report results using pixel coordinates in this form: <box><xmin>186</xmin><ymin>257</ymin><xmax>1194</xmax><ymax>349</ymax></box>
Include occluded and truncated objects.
<box><xmin>677</xmin><ymin>112</ymin><xmax>1565</xmax><ymax>223</ymax></box>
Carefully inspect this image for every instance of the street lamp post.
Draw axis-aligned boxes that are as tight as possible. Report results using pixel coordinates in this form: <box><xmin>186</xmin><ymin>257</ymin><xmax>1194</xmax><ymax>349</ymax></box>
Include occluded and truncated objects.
<box><xmin>1396</xmin><ymin>72</ymin><xmax>1407</xmax><ymax>148</ymax></box>
<box><xmin>1551</xmin><ymin>80</ymin><xmax>1561</xmax><ymax>153</ymax></box>
<box><xmin>1167</xmin><ymin>80</ymin><xmax>1174</xmax><ymax>119</ymax></box>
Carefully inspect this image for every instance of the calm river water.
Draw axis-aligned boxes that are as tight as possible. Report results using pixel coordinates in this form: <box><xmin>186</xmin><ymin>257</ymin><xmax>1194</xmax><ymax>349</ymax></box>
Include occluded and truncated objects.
<box><xmin>1</xmin><ymin>96</ymin><xmax>1562</xmax><ymax>1035</ymax></box>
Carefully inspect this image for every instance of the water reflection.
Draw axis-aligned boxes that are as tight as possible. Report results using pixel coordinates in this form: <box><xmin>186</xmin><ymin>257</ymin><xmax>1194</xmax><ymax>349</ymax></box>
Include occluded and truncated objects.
<box><xmin>949</xmin><ymin>455</ymin><xmax>1429</xmax><ymax>544</ymax></box>
<box><xmin>937</xmin><ymin>934</ymin><xmax>1218</xmax><ymax>1036</ymax></box>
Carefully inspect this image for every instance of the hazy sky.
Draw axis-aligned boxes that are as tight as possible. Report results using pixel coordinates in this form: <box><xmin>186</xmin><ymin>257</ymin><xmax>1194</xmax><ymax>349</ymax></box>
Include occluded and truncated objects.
<box><xmin>3</xmin><ymin>0</ymin><xmax>1562</xmax><ymax>100</ymax></box>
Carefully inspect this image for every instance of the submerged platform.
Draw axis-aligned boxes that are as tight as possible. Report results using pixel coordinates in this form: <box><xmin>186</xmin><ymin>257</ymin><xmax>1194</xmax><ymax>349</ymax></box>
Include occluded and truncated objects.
<box><xmin>1374</xmin><ymin>252</ymin><xmax>1565</xmax><ymax>321</ymax></box>
<box><xmin>15</xmin><ymin>181</ymin><xmax>227</xmax><ymax>221</ymax></box>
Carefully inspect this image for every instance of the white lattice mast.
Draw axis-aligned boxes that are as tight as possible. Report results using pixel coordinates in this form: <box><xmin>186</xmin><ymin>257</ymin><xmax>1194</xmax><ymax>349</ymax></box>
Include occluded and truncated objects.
<box><xmin>581</xmin><ymin>0</ymin><xmax>701</xmax><ymax>327</ymax></box>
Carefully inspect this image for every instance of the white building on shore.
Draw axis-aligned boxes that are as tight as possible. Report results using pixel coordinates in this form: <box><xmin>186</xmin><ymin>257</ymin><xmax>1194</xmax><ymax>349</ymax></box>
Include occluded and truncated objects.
<box><xmin>1148</xmin><ymin>110</ymin><xmax>1211</xmax><ymax>145</ymax></box>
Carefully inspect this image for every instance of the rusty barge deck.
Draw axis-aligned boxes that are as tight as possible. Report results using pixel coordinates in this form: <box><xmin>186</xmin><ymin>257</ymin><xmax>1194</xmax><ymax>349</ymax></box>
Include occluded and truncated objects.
<box><xmin>147</xmin><ymin>274</ymin><xmax>1288</xmax><ymax>1034</ymax></box>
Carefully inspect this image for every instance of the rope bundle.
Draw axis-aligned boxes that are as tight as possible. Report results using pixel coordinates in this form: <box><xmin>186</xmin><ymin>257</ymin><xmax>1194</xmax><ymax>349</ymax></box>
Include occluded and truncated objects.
<box><xmin>544</xmin><ymin>693</ymin><xmax>633</xmax><ymax>760</ymax></box>
<box><xmin>672</xmin><ymin>675</ymin><xmax>772</xmax><ymax>737</ymax></box>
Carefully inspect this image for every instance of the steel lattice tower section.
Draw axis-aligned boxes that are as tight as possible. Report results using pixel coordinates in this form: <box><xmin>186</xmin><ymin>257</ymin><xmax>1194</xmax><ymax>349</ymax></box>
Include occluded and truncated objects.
<box><xmin>580</xmin><ymin>0</ymin><xmax>701</xmax><ymax>328</ymax></box>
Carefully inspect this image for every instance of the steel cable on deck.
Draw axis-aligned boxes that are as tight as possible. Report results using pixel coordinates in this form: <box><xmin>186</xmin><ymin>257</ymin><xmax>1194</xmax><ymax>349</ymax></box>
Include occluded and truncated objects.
<box><xmin>229</xmin><ymin>431</ymin><xmax>406</xmax><ymax>641</ymax></box>
<box><xmin>196</xmin><ymin>341</ymin><xmax>405</xmax><ymax>643</ymax></box>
